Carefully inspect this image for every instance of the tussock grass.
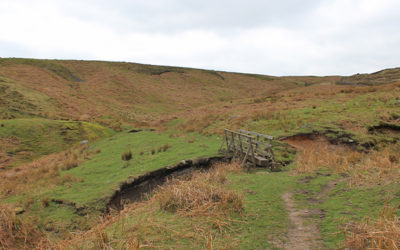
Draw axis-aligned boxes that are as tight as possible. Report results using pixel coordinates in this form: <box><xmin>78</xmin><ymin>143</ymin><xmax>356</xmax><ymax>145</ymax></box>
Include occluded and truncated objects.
<box><xmin>291</xmin><ymin>137</ymin><xmax>400</xmax><ymax>186</ymax></box>
<box><xmin>160</xmin><ymin>143</ymin><xmax>172</xmax><ymax>152</ymax></box>
<box><xmin>121</xmin><ymin>150</ymin><xmax>132</xmax><ymax>161</ymax></box>
<box><xmin>0</xmin><ymin>144</ymin><xmax>97</xmax><ymax>198</ymax></box>
<box><xmin>155</xmin><ymin>162</ymin><xmax>243</xmax><ymax>216</ymax></box>
<box><xmin>0</xmin><ymin>204</ymin><xmax>43</xmax><ymax>249</ymax></box>
<box><xmin>344</xmin><ymin>203</ymin><xmax>400</xmax><ymax>249</ymax></box>
<box><xmin>33</xmin><ymin>162</ymin><xmax>243</xmax><ymax>249</ymax></box>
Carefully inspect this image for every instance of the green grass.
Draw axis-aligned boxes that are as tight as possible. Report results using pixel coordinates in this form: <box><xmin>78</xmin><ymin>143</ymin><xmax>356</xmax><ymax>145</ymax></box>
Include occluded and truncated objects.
<box><xmin>85</xmin><ymin>167</ymin><xmax>296</xmax><ymax>249</ymax></box>
<box><xmin>228</xmin><ymin>169</ymin><xmax>295</xmax><ymax>248</ymax></box>
<box><xmin>52</xmin><ymin>131</ymin><xmax>220</xmax><ymax>208</ymax></box>
<box><xmin>292</xmin><ymin>172</ymin><xmax>400</xmax><ymax>248</ymax></box>
<box><xmin>0</xmin><ymin>76</ymin><xmax>55</xmax><ymax>119</ymax></box>
<box><xmin>0</xmin><ymin>118</ymin><xmax>115</xmax><ymax>167</ymax></box>
<box><xmin>244</xmin><ymin>88</ymin><xmax>400</xmax><ymax>150</ymax></box>
<box><xmin>3</xmin><ymin>130</ymin><xmax>221</xmax><ymax>235</ymax></box>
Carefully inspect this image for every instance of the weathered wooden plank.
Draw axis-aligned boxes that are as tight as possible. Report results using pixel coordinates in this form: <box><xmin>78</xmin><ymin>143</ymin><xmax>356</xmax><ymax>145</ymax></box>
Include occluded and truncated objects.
<box><xmin>241</xmin><ymin>140</ymin><xmax>271</xmax><ymax>149</ymax></box>
<box><xmin>254</xmin><ymin>155</ymin><xmax>268</xmax><ymax>167</ymax></box>
<box><xmin>238</xmin><ymin>134</ymin><xmax>243</xmax><ymax>155</ymax></box>
<box><xmin>241</xmin><ymin>146</ymin><xmax>251</xmax><ymax>167</ymax></box>
<box><xmin>225</xmin><ymin>129</ymin><xmax>254</xmax><ymax>139</ymax></box>
<box><xmin>230</xmin><ymin>131</ymin><xmax>236</xmax><ymax>151</ymax></box>
<box><xmin>222</xmin><ymin>128</ymin><xmax>275</xmax><ymax>168</ymax></box>
<box><xmin>248</xmin><ymin>137</ymin><xmax>257</xmax><ymax>168</ymax></box>
<box><xmin>224</xmin><ymin>130</ymin><xmax>229</xmax><ymax>150</ymax></box>
<box><xmin>237</xmin><ymin>129</ymin><xmax>274</xmax><ymax>140</ymax></box>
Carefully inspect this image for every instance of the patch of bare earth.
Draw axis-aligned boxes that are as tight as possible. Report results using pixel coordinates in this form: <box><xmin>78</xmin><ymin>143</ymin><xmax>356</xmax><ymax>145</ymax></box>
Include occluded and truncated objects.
<box><xmin>281</xmin><ymin>177</ymin><xmax>345</xmax><ymax>249</ymax></box>
<box><xmin>282</xmin><ymin>192</ymin><xmax>323</xmax><ymax>250</ymax></box>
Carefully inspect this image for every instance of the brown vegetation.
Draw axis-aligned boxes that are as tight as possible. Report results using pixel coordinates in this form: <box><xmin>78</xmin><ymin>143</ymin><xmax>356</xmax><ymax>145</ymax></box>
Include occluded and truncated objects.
<box><xmin>0</xmin><ymin>137</ymin><xmax>21</xmax><ymax>170</ymax></box>
<box><xmin>0</xmin><ymin>204</ymin><xmax>43</xmax><ymax>249</ymax></box>
<box><xmin>288</xmin><ymin>136</ymin><xmax>400</xmax><ymax>186</ymax></box>
<box><xmin>171</xmin><ymin>83</ymin><xmax>379</xmax><ymax>135</ymax></box>
<box><xmin>0</xmin><ymin>58</ymin><xmax>329</xmax><ymax>125</ymax></box>
<box><xmin>121</xmin><ymin>150</ymin><xmax>132</xmax><ymax>161</ymax></box>
<box><xmin>344</xmin><ymin>203</ymin><xmax>400</xmax><ymax>249</ymax></box>
<box><xmin>155</xmin><ymin>162</ymin><xmax>243</xmax><ymax>216</ymax></box>
<box><xmin>20</xmin><ymin>162</ymin><xmax>244</xmax><ymax>249</ymax></box>
<box><xmin>0</xmin><ymin>144</ymin><xmax>98</xmax><ymax>198</ymax></box>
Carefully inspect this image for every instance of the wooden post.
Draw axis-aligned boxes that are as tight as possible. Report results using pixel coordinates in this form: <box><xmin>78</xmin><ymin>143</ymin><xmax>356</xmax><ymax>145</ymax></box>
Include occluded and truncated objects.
<box><xmin>224</xmin><ymin>130</ymin><xmax>229</xmax><ymax>151</ymax></box>
<box><xmin>248</xmin><ymin>137</ymin><xmax>257</xmax><ymax>168</ymax></box>
<box><xmin>238</xmin><ymin>134</ymin><xmax>243</xmax><ymax>155</ymax></box>
<box><xmin>256</xmin><ymin>135</ymin><xmax>260</xmax><ymax>151</ymax></box>
<box><xmin>241</xmin><ymin>146</ymin><xmax>251</xmax><ymax>168</ymax></box>
<box><xmin>219</xmin><ymin>134</ymin><xmax>226</xmax><ymax>152</ymax></box>
<box><xmin>230</xmin><ymin>131</ymin><xmax>236</xmax><ymax>152</ymax></box>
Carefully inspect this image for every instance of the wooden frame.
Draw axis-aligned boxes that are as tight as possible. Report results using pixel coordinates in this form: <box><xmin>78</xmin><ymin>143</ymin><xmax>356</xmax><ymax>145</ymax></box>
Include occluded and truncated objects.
<box><xmin>219</xmin><ymin>129</ymin><xmax>275</xmax><ymax>168</ymax></box>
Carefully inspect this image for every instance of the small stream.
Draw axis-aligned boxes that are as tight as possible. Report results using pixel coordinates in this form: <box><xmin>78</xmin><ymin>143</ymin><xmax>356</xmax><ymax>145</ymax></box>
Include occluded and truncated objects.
<box><xmin>107</xmin><ymin>156</ymin><xmax>229</xmax><ymax>211</ymax></box>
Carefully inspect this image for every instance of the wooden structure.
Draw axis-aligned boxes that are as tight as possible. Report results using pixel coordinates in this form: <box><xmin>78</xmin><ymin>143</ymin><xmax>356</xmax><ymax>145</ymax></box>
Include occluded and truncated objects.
<box><xmin>219</xmin><ymin>129</ymin><xmax>276</xmax><ymax>169</ymax></box>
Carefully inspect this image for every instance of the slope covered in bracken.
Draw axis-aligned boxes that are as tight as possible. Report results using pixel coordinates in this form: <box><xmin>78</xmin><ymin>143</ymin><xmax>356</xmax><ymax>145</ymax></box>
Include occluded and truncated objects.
<box><xmin>0</xmin><ymin>58</ymin><xmax>338</xmax><ymax>125</ymax></box>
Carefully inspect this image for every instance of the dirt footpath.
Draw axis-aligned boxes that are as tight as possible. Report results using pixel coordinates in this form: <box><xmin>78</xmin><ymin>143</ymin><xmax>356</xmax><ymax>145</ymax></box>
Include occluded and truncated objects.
<box><xmin>282</xmin><ymin>192</ymin><xmax>323</xmax><ymax>250</ymax></box>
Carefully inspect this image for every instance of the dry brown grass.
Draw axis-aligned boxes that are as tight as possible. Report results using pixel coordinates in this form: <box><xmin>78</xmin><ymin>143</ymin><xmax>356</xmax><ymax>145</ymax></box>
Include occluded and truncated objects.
<box><xmin>155</xmin><ymin>162</ymin><xmax>243</xmax><ymax>217</ymax></box>
<box><xmin>0</xmin><ymin>144</ymin><xmax>97</xmax><ymax>198</ymax></box>
<box><xmin>346</xmin><ymin>145</ymin><xmax>400</xmax><ymax>186</ymax></box>
<box><xmin>34</xmin><ymin>162</ymin><xmax>243</xmax><ymax>249</ymax></box>
<box><xmin>167</xmin><ymin>82</ymin><xmax>370</xmax><ymax>135</ymax></box>
<box><xmin>288</xmin><ymin>137</ymin><xmax>400</xmax><ymax>186</ymax></box>
<box><xmin>288</xmin><ymin>137</ymin><xmax>359</xmax><ymax>174</ymax></box>
<box><xmin>0</xmin><ymin>59</ymin><xmax>317</xmax><ymax>126</ymax></box>
<box><xmin>343</xmin><ymin>203</ymin><xmax>400</xmax><ymax>249</ymax></box>
<box><xmin>0</xmin><ymin>137</ymin><xmax>21</xmax><ymax>170</ymax></box>
<box><xmin>33</xmin><ymin>215</ymin><xmax>146</xmax><ymax>249</ymax></box>
<box><xmin>0</xmin><ymin>204</ymin><xmax>43</xmax><ymax>249</ymax></box>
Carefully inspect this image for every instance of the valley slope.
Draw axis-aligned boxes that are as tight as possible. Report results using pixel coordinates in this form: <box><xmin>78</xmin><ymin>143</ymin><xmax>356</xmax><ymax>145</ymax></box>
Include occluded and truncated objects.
<box><xmin>1</xmin><ymin>58</ymin><xmax>400</xmax><ymax>249</ymax></box>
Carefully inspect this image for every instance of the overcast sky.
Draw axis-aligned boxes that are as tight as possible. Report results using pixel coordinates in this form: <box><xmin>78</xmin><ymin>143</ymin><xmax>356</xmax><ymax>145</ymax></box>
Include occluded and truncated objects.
<box><xmin>0</xmin><ymin>0</ymin><xmax>399</xmax><ymax>76</ymax></box>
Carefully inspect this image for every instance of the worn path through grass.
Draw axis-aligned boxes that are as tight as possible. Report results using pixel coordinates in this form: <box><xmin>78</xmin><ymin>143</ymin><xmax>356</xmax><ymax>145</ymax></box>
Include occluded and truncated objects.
<box><xmin>282</xmin><ymin>191</ymin><xmax>323</xmax><ymax>249</ymax></box>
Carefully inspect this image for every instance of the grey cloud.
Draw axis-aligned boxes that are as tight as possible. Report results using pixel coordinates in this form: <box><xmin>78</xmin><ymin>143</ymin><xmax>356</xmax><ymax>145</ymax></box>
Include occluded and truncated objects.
<box><xmin>0</xmin><ymin>0</ymin><xmax>399</xmax><ymax>75</ymax></box>
<box><xmin>59</xmin><ymin>0</ymin><xmax>319</xmax><ymax>33</ymax></box>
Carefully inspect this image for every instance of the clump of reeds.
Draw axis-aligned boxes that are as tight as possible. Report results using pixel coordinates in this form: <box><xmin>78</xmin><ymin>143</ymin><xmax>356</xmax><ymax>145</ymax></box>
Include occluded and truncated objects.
<box><xmin>121</xmin><ymin>150</ymin><xmax>132</xmax><ymax>161</ymax></box>
<box><xmin>158</xmin><ymin>143</ymin><xmax>172</xmax><ymax>152</ymax></box>
<box><xmin>343</xmin><ymin>203</ymin><xmax>400</xmax><ymax>249</ymax></box>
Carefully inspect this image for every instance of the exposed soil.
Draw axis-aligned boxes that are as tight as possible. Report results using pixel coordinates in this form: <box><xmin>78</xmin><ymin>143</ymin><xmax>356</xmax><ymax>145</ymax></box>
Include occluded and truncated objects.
<box><xmin>368</xmin><ymin>123</ymin><xmax>400</xmax><ymax>137</ymax></box>
<box><xmin>282</xmin><ymin>177</ymin><xmax>345</xmax><ymax>249</ymax></box>
<box><xmin>282</xmin><ymin>130</ymin><xmax>373</xmax><ymax>150</ymax></box>
<box><xmin>283</xmin><ymin>134</ymin><xmax>321</xmax><ymax>148</ymax></box>
<box><xmin>284</xmin><ymin>135</ymin><xmax>349</xmax><ymax>155</ymax></box>
<box><xmin>51</xmin><ymin>199</ymin><xmax>88</xmax><ymax>216</ymax></box>
<box><xmin>376</xmin><ymin>127</ymin><xmax>400</xmax><ymax>136</ymax></box>
<box><xmin>282</xmin><ymin>192</ymin><xmax>323</xmax><ymax>250</ymax></box>
<box><xmin>128</xmin><ymin>128</ymin><xmax>155</xmax><ymax>133</ymax></box>
<box><xmin>315</xmin><ymin>178</ymin><xmax>342</xmax><ymax>202</ymax></box>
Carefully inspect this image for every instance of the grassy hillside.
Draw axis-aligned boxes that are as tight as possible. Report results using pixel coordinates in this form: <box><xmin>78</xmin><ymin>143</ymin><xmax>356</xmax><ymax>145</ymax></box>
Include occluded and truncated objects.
<box><xmin>338</xmin><ymin>67</ymin><xmax>400</xmax><ymax>86</ymax></box>
<box><xmin>0</xmin><ymin>130</ymin><xmax>221</xmax><ymax>237</ymax></box>
<box><xmin>0</xmin><ymin>58</ymin><xmax>338</xmax><ymax>124</ymax></box>
<box><xmin>0</xmin><ymin>57</ymin><xmax>338</xmax><ymax>170</ymax></box>
<box><xmin>1</xmin><ymin>58</ymin><xmax>400</xmax><ymax>249</ymax></box>
<box><xmin>0</xmin><ymin>118</ymin><xmax>114</xmax><ymax>169</ymax></box>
